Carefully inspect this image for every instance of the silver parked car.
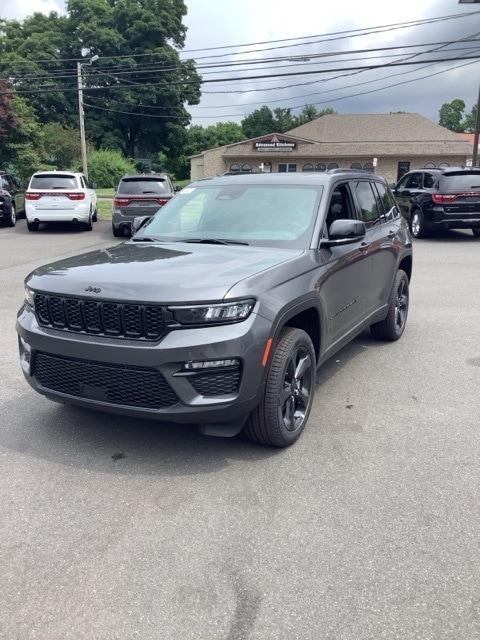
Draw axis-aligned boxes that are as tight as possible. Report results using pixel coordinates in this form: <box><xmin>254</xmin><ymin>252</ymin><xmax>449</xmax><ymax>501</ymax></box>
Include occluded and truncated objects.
<box><xmin>112</xmin><ymin>173</ymin><xmax>175</xmax><ymax>237</ymax></box>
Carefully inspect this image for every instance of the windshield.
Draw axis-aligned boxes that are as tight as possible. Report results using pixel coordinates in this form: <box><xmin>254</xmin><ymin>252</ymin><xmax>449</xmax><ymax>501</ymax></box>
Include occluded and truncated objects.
<box><xmin>118</xmin><ymin>178</ymin><xmax>170</xmax><ymax>195</ymax></box>
<box><xmin>136</xmin><ymin>183</ymin><xmax>323</xmax><ymax>248</ymax></box>
<box><xmin>439</xmin><ymin>172</ymin><xmax>480</xmax><ymax>191</ymax></box>
<box><xmin>30</xmin><ymin>174</ymin><xmax>78</xmax><ymax>190</ymax></box>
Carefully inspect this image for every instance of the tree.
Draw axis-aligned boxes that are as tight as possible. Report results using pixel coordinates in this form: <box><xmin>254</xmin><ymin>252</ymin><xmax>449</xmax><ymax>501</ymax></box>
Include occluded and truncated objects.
<box><xmin>439</xmin><ymin>99</ymin><xmax>466</xmax><ymax>132</ymax></box>
<box><xmin>241</xmin><ymin>106</ymin><xmax>276</xmax><ymax>138</ymax></box>
<box><xmin>86</xmin><ymin>149</ymin><xmax>136</xmax><ymax>188</ymax></box>
<box><xmin>293</xmin><ymin>105</ymin><xmax>336</xmax><ymax>127</ymax></box>
<box><xmin>464</xmin><ymin>104</ymin><xmax>478</xmax><ymax>133</ymax></box>
<box><xmin>0</xmin><ymin>82</ymin><xmax>44</xmax><ymax>180</ymax></box>
<box><xmin>0</xmin><ymin>1</ymin><xmax>201</xmax><ymax>161</ymax></box>
<box><xmin>42</xmin><ymin>122</ymin><xmax>83</xmax><ymax>168</ymax></box>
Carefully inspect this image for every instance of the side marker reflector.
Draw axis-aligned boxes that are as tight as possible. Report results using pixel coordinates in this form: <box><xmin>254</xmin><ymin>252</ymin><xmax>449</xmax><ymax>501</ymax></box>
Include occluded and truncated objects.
<box><xmin>262</xmin><ymin>338</ymin><xmax>273</xmax><ymax>367</ymax></box>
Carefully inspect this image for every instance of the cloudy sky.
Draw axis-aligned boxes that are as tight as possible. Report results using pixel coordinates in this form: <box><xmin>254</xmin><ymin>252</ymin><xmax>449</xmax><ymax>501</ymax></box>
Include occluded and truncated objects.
<box><xmin>2</xmin><ymin>0</ymin><xmax>479</xmax><ymax>125</ymax></box>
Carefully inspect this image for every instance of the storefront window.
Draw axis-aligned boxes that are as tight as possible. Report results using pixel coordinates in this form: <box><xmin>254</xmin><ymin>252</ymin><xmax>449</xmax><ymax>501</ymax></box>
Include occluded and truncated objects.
<box><xmin>229</xmin><ymin>164</ymin><xmax>240</xmax><ymax>173</ymax></box>
<box><xmin>327</xmin><ymin>162</ymin><xmax>339</xmax><ymax>171</ymax></box>
<box><xmin>363</xmin><ymin>162</ymin><xmax>374</xmax><ymax>173</ymax></box>
<box><xmin>278</xmin><ymin>163</ymin><xmax>297</xmax><ymax>173</ymax></box>
<box><xmin>350</xmin><ymin>162</ymin><xmax>362</xmax><ymax>170</ymax></box>
<box><xmin>424</xmin><ymin>162</ymin><xmax>436</xmax><ymax>168</ymax></box>
<box><xmin>438</xmin><ymin>162</ymin><xmax>450</xmax><ymax>168</ymax></box>
<box><xmin>241</xmin><ymin>163</ymin><xmax>252</xmax><ymax>173</ymax></box>
<box><xmin>315</xmin><ymin>163</ymin><xmax>326</xmax><ymax>172</ymax></box>
<box><xmin>302</xmin><ymin>164</ymin><xmax>314</xmax><ymax>172</ymax></box>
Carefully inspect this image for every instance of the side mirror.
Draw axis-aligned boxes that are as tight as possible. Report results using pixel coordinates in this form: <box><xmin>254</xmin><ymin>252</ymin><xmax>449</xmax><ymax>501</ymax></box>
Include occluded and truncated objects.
<box><xmin>91</xmin><ymin>181</ymin><xmax>97</xmax><ymax>189</ymax></box>
<box><xmin>322</xmin><ymin>219</ymin><xmax>366</xmax><ymax>246</ymax></box>
<box><xmin>131</xmin><ymin>215</ymin><xmax>152</xmax><ymax>234</ymax></box>
<box><xmin>389</xmin><ymin>182</ymin><xmax>396</xmax><ymax>189</ymax></box>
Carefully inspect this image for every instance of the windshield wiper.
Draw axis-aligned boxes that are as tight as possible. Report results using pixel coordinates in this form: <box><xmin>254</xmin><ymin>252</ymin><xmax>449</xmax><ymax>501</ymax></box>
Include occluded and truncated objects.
<box><xmin>180</xmin><ymin>238</ymin><xmax>249</xmax><ymax>246</ymax></box>
<box><xmin>131</xmin><ymin>236</ymin><xmax>158</xmax><ymax>242</ymax></box>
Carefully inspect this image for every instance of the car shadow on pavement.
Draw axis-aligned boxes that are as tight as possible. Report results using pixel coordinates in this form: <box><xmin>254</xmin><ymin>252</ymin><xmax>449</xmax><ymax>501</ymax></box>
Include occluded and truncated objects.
<box><xmin>0</xmin><ymin>391</ymin><xmax>282</xmax><ymax>477</ymax></box>
<box><xmin>423</xmin><ymin>229</ymin><xmax>480</xmax><ymax>242</ymax></box>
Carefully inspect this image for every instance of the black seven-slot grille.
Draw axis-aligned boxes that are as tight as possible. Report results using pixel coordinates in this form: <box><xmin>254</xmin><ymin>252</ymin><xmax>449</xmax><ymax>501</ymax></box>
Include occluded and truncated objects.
<box><xmin>33</xmin><ymin>352</ymin><xmax>179</xmax><ymax>409</ymax></box>
<box><xmin>34</xmin><ymin>293</ymin><xmax>166</xmax><ymax>340</ymax></box>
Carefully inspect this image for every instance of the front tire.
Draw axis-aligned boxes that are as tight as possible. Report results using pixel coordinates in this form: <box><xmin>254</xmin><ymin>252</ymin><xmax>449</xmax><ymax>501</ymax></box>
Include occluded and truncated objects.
<box><xmin>5</xmin><ymin>202</ymin><xmax>16</xmax><ymax>227</ymax></box>
<box><xmin>371</xmin><ymin>269</ymin><xmax>409</xmax><ymax>341</ymax></box>
<box><xmin>472</xmin><ymin>229</ymin><xmax>480</xmax><ymax>238</ymax></box>
<box><xmin>244</xmin><ymin>328</ymin><xmax>316</xmax><ymax>447</ymax></box>
<box><xmin>410</xmin><ymin>209</ymin><xmax>427</xmax><ymax>239</ymax></box>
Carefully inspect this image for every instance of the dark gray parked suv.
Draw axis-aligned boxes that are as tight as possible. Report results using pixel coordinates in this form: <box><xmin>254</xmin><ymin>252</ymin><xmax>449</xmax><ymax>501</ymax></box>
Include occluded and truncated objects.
<box><xmin>112</xmin><ymin>173</ymin><xmax>175</xmax><ymax>237</ymax></box>
<box><xmin>17</xmin><ymin>171</ymin><xmax>412</xmax><ymax>447</ymax></box>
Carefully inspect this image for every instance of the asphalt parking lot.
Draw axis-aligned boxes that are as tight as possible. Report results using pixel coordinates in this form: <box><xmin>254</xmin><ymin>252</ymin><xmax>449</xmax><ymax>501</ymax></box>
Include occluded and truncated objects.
<box><xmin>1</xmin><ymin>220</ymin><xmax>480</xmax><ymax>640</ymax></box>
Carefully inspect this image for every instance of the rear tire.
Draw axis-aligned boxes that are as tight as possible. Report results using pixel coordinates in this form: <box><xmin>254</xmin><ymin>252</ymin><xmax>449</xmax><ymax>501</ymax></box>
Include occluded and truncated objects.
<box><xmin>92</xmin><ymin>208</ymin><xmax>98</xmax><ymax>222</ymax></box>
<box><xmin>472</xmin><ymin>229</ymin><xmax>480</xmax><ymax>238</ymax></box>
<box><xmin>112</xmin><ymin>223</ymin><xmax>123</xmax><ymax>237</ymax></box>
<box><xmin>371</xmin><ymin>269</ymin><xmax>409</xmax><ymax>341</ymax></box>
<box><xmin>5</xmin><ymin>202</ymin><xmax>16</xmax><ymax>227</ymax></box>
<box><xmin>27</xmin><ymin>220</ymin><xmax>39</xmax><ymax>232</ymax></box>
<box><xmin>244</xmin><ymin>327</ymin><xmax>316</xmax><ymax>447</ymax></box>
<box><xmin>410</xmin><ymin>209</ymin><xmax>427</xmax><ymax>239</ymax></box>
<box><xmin>83</xmin><ymin>213</ymin><xmax>93</xmax><ymax>231</ymax></box>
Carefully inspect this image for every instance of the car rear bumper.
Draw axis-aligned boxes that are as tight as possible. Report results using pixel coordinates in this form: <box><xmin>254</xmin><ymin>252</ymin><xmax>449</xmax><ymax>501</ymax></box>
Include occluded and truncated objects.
<box><xmin>26</xmin><ymin>203</ymin><xmax>90</xmax><ymax>223</ymax></box>
<box><xmin>425</xmin><ymin>208</ymin><xmax>480</xmax><ymax>229</ymax></box>
<box><xmin>16</xmin><ymin>304</ymin><xmax>271</xmax><ymax>425</ymax></box>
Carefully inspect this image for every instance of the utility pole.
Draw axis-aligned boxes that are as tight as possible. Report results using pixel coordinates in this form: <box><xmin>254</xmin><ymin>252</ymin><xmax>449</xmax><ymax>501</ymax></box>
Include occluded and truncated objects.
<box><xmin>77</xmin><ymin>55</ymin><xmax>98</xmax><ymax>180</ymax></box>
<box><xmin>473</xmin><ymin>81</ymin><xmax>480</xmax><ymax>166</ymax></box>
<box><xmin>77</xmin><ymin>62</ymin><xmax>88</xmax><ymax>179</ymax></box>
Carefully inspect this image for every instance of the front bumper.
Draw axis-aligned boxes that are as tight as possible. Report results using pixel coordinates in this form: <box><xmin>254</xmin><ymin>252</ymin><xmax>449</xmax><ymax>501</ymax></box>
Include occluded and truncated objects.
<box><xmin>16</xmin><ymin>304</ymin><xmax>271</xmax><ymax>425</ymax></box>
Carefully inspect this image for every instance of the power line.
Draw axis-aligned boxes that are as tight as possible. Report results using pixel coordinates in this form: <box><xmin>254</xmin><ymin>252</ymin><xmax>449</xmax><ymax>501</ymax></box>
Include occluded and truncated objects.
<box><xmin>0</xmin><ymin>9</ymin><xmax>478</xmax><ymax>69</ymax></box>
<box><xmin>82</xmin><ymin>58</ymin><xmax>480</xmax><ymax>120</ymax></box>
<box><xmin>2</xmin><ymin>54</ymin><xmax>480</xmax><ymax>96</ymax></box>
<box><xmin>4</xmin><ymin>38</ymin><xmax>480</xmax><ymax>83</ymax></box>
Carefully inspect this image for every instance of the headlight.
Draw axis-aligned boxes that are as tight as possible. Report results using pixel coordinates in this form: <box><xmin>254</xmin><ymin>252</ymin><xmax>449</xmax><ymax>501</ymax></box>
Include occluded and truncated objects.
<box><xmin>170</xmin><ymin>299</ymin><xmax>255</xmax><ymax>325</ymax></box>
<box><xmin>24</xmin><ymin>285</ymin><xmax>35</xmax><ymax>307</ymax></box>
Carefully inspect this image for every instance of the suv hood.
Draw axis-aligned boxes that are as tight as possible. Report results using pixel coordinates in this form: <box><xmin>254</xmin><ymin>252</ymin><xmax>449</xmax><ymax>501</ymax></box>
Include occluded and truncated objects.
<box><xmin>26</xmin><ymin>241</ymin><xmax>302</xmax><ymax>303</ymax></box>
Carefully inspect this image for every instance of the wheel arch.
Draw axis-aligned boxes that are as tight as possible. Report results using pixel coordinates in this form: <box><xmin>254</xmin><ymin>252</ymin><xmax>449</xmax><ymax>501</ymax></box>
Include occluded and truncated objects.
<box><xmin>270</xmin><ymin>298</ymin><xmax>323</xmax><ymax>363</ymax></box>
<box><xmin>398</xmin><ymin>254</ymin><xmax>412</xmax><ymax>282</ymax></box>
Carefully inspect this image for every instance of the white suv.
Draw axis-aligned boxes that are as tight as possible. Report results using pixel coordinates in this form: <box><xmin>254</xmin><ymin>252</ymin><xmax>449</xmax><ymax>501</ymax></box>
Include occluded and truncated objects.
<box><xmin>25</xmin><ymin>171</ymin><xmax>97</xmax><ymax>232</ymax></box>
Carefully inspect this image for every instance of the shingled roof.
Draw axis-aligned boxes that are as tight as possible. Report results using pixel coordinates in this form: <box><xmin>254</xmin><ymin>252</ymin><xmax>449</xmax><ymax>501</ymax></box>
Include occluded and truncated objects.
<box><xmin>285</xmin><ymin>113</ymin><xmax>471</xmax><ymax>156</ymax></box>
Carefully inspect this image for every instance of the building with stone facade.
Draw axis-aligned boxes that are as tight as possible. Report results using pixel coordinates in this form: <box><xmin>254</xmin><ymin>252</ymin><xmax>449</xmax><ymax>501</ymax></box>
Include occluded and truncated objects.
<box><xmin>190</xmin><ymin>113</ymin><xmax>471</xmax><ymax>183</ymax></box>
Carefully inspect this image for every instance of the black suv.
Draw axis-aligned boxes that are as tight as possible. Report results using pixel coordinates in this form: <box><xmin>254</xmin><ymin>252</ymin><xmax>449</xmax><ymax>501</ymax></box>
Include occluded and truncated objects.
<box><xmin>392</xmin><ymin>166</ymin><xmax>480</xmax><ymax>238</ymax></box>
<box><xmin>0</xmin><ymin>171</ymin><xmax>25</xmax><ymax>227</ymax></box>
<box><xmin>17</xmin><ymin>171</ymin><xmax>412</xmax><ymax>447</ymax></box>
<box><xmin>112</xmin><ymin>173</ymin><xmax>175</xmax><ymax>237</ymax></box>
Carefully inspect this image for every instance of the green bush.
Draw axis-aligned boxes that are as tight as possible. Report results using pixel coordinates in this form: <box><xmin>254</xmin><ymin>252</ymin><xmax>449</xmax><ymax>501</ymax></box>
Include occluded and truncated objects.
<box><xmin>86</xmin><ymin>149</ymin><xmax>136</xmax><ymax>188</ymax></box>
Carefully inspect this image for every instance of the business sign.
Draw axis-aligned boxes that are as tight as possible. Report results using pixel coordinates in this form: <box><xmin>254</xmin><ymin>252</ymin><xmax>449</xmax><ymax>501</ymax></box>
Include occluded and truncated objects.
<box><xmin>254</xmin><ymin>135</ymin><xmax>297</xmax><ymax>152</ymax></box>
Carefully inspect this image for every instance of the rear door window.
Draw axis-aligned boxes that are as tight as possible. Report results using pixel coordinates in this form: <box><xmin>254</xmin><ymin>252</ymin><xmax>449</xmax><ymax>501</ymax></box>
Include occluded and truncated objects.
<box><xmin>423</xmin><ymin>172</ymin><xmax>436</xmax><ymax>188</ymax></box>
<box><xmin>404</xmin><ymin>173</ymin><xmax>423</xmax><ymax>189</ymax></box>
<box><xmin>30</xmin><ymin>174</ymin><xmax>78</xmax><ymax>190</ymax></box>
<box><xmin>439</xmin><ymin>171</ymin><xmax>480</xmax><ymax>191</ymax></box>
<box><xmin>353</xmin><ymin>181</ymin><xmax>382</xmax><ymax>227</ymax></box>
<box><xmin>374</xmin><ymin>182</ymin><xmax>398</xmax><ymax>220</ymax></box>
<box><xmin>118</xmin><ymin>178</ymin><xmax>170</xmax><ymax>195</ymax></box>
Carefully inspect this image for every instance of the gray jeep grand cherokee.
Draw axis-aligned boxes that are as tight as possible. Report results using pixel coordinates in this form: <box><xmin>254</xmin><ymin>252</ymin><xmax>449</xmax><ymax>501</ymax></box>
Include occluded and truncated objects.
<box><xmin>17</xmin><ymin>171</ymin><xmax>412</xmax><ymax>447</ymax></box>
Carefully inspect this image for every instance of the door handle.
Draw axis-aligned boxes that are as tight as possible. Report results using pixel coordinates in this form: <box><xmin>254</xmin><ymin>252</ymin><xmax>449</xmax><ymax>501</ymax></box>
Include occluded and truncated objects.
<box><xmin>360</xmin><ymin>241</ymin><xmax>370</xmax><ymax>252</ymax></box>
<box><xmin>387</xmin><ymin>231</ymin><xmax>395</xmax><ymax>239</ymax></box>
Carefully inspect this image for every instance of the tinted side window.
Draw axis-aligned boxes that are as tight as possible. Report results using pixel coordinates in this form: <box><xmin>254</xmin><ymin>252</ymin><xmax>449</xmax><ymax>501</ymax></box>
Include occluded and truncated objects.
<box><xmin>375</xmin><ymin>182</ymin><xmax>398</xmax><ymax>219</ymax></box>
<box><xmin>325</xmin><ymin>183</ymin><xmax>357</xmax><ymax>230</ymax></box>
<box><xmin>423</xmin><ymin>172</ymin><xmax>435</xmax><ymax>188</ymax></box>
<box><xmin>404</xmin><ymin>172</ymin><xmax>422</xmax><ymax>189</ymax></box>
<box><xmin>353</xmin><ymin>181</ymin><xmax>381</xmax><ymax>226</ymax></box>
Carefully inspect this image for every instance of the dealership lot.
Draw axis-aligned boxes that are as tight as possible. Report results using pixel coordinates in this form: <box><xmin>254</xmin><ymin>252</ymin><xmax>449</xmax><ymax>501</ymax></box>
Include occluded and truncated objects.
<box><xmin>1</xmin><ymin>221</ymin><xmax>480</xmax><ymax>639</ymax></box>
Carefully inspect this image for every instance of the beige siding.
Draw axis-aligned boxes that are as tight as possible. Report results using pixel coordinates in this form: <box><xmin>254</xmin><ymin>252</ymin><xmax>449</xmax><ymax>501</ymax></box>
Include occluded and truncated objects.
<box><xmin>190</xmin><ymin>158</ymin><xmax>204</xmax><ymax>181</ymax></box>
